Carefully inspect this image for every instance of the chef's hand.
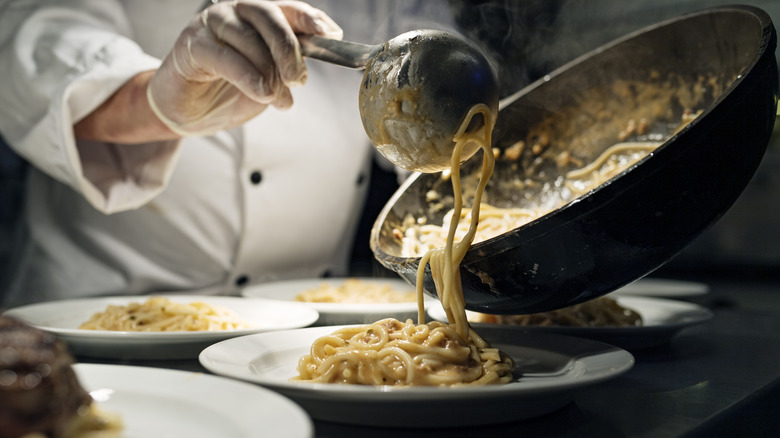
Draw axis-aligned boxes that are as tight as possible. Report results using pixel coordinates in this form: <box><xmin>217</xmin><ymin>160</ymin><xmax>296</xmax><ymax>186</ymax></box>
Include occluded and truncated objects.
<box><xmin>147</xmin><ymin>0</ymin><xmax>343</xmax><ymax>137</ymax></box>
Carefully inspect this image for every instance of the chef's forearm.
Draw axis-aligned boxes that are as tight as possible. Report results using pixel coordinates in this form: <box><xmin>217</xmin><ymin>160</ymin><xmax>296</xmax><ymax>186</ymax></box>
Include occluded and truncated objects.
<box><xmin>73</xmin><ymin>70</ymin><xmax>181</xmax><ymax>144</ymax></box>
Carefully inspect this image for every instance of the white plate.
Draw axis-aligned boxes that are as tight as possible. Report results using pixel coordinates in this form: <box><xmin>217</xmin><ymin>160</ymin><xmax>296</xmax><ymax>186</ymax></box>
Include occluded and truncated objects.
<box><xmin>427</xmin><ymin>296</ymin><xmax>713</xmax><ymax>350</ymax></box>
<box><xmin>199</xmin><ymin>325</ymin><xmax>634</xmax><ymax>427</ymax></box>
<box><xmin>4</xmin><ymin>295</ymin><xmax>319</xmax><ymax>359</ymax></box>
<box><xmin>610</xmin><ymin>277</ymin><xmax>709</xmax><ymax>297</ymax></box>
<box><xmin>241</xmin><ymin>277</ymin><xmax>431</xmax><ymax>325</ymax></box>
<box><xmin>73</xmin><ymin>363</ymin><xmax>313</xmax><ymax>438</ymax></box>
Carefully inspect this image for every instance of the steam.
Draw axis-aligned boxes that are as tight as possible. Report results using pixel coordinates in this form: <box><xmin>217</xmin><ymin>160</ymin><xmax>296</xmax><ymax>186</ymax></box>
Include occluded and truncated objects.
<box><xmin>443</xmin><ymin>0</ymin><xmax>757</xmax><ymax>98</ymax></box>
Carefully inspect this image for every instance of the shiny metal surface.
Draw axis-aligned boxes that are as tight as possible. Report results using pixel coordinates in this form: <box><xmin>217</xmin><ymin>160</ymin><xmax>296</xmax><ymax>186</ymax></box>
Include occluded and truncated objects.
<box><xmin>298</xmin><ymin>34</ymin><xmax>379</xmax><ymax>69</ymax></box>
<box><xmin>300</xmin><ymin>30</ymin><xmax>499</xmax><ymax>173</ymax></box>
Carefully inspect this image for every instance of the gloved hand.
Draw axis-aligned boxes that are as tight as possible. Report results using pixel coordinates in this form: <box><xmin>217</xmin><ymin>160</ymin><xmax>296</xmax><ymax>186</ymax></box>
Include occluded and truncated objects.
<box><xmin>147</xmin><ymin>0</ymin><xmax>343</xmax><ymax>137</ymax></box>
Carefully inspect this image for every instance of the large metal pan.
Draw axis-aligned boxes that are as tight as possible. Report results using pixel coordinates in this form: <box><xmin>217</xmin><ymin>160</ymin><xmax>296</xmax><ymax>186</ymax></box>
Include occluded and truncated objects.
<box><xmin>370</xmin><ymin>5</ymin><xmax>779</xmax><ymax>314</ymax></box>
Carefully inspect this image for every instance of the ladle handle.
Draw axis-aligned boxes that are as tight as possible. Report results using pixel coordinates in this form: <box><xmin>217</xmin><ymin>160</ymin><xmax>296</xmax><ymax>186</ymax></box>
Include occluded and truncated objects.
<box><xmin>298</xmin><ymin>34</ymin><xmax>379</xmax><ymax>70</ymax></box>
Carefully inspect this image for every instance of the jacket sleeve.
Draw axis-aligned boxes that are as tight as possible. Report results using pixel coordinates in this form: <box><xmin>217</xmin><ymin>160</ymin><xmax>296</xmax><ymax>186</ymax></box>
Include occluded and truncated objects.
<box><xmin>0</xmin><ymin>0</ymin><xmax>182</xmax><ymax>213</ymax></box>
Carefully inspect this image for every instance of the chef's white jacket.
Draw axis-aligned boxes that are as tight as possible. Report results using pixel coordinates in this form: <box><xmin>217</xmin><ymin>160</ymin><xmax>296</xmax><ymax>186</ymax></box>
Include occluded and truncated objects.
<box><xmin>0</xmin><ymin>0</ymin><xmax>458</xmax><ymax>308</ymax></box>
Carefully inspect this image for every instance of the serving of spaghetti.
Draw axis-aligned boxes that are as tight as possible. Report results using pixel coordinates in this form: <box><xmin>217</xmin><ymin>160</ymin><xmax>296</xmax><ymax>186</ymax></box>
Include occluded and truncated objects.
<box><xmin>78</xmin><ymin>297</ymin><xmax>250</xmax><ymax>332</ymax></box>
<box><xmin>293</xmin><ymin>317</ymin><xmax>510</xmax><ymax>386</ymax></box>
<box><xmin>293</xmin><ymin>103</ymin><xmax>515</xmax><ymax>387</ymax></box>
<box><xmin>472</xmin><ymin>296</ymin><xmax>643</xmax><ymax>328</ymax></box>
<box><xmin>294</xmin><ymin>279</ymin><xmax>417</xmax><ymax>304</ymax></box>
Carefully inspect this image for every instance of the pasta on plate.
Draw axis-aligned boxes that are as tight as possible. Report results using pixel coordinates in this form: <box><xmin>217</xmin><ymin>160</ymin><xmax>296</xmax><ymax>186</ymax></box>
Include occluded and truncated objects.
<box><xmin>472</xmin><ymin>296</ymin><xmax>643</xmax><ymax>327</ymax></box>
<box><xmin>293</xmin><ymin>318</ymin><xmax>511</xmax><ymax>386</ymax></box>
<box><xmin>78</xmin><ymin>297</ymin><xmax>250</xmax><ymax>332</ymax></box>
<box><xmin>294</xmin><ymin>279</ymin><xmax>417</xmax><ymax>304</ymax></box>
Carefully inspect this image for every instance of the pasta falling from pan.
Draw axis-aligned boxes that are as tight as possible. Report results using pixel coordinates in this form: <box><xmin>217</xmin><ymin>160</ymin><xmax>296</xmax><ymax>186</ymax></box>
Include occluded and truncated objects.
<box><xmin>292</xmin><ymin>89</ymin><xmax>693</xmax><ymax>386</ymax></box>
<box><xmin>293</xmin><ymin>103</ymin><xmax>515</xmax><ymax>386</ymax></box>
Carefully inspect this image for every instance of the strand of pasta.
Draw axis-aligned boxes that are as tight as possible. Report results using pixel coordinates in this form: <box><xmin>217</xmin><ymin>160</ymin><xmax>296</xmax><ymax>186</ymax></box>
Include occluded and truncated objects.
<box><xmin>565</xmin><ymin>141</ymin><xmax>659</xmax><ymax>179</ymax></box>
<box><xmin>419</xmin><ymin>103</ymin><xmax>495</xmax><ymax>340</ymax></box>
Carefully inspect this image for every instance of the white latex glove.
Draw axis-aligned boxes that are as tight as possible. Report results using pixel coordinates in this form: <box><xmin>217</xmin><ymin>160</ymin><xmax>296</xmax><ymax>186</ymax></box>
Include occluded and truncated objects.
<box><xmin>147</xmin><ymin>0</ymin><xmax>343</xmax><ymax>137</ymax></box>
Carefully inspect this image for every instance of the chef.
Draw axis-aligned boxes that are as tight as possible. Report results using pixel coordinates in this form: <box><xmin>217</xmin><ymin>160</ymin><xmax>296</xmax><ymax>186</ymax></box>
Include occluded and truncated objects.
<box><xmin>0</xmin><ymin>0</ymin><xmax>457</xmax><ymax>308</ymax></box>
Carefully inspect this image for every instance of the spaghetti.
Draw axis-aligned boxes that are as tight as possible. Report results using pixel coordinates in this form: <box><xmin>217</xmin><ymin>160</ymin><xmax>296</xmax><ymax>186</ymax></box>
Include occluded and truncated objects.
<box><xmin>293</xmin><ymin>104</ymin><xmax>514</xmax><ymax>386</ymax></box>
<box><xmin>293</xmin><ymin>317</ymin><xmax>510</xmax><ymax>386</ymax></box>
<box><xmin>565</xmin><ymin>142</ymin><xmax>660</xmax><ymax>197</ymax></box>
<box><xmin>472</xmin><ymin>296</ymin><xmax>642</xmax><ymax>327</ymax></box>
<box><xmin>294</xmin><ymin>279</ymin><xmax>416</xmax><ymax>304</ymax></box>
<box><xmin>78</xmin><ymin>297</ymin><xmax>250</xmax><ymax>332</ymax></box>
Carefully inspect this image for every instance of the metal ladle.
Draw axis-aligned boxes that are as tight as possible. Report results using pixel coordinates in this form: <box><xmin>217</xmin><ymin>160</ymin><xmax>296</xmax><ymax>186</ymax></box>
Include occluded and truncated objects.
<box><xmin>299</xmin><ymin>29</ymin><xmax>498</xmax><ymax>173</ymax></box>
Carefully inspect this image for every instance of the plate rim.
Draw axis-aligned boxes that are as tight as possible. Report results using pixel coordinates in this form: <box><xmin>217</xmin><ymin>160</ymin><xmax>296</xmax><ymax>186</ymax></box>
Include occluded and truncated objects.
<box><xmin>73</xmin><ymin>363</ymin><xmax>313</xmax><ymax>437</ymax></box>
